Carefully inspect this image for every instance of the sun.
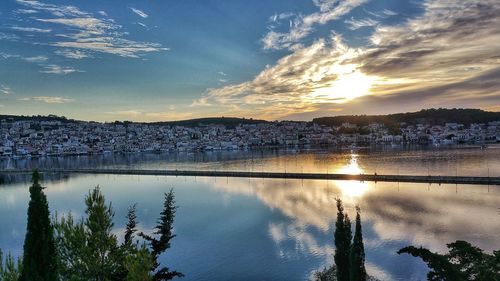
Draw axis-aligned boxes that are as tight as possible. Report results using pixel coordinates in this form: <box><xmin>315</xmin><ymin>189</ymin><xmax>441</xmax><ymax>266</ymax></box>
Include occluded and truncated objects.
<box><xmin>309</xmin><ymin>68</ymin><xmax>376</xmax><ymax>103</ymax></box>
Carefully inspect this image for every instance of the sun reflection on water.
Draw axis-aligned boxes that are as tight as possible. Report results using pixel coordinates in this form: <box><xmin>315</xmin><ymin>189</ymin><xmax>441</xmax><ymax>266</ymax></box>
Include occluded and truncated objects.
<box><xmin>334</xmin><ymin>153</ymin><xmax>369</xmax><ymax>198</ymax></box>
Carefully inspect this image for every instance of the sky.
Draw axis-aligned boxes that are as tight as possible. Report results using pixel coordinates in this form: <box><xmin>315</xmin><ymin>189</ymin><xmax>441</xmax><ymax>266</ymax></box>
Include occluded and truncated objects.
<box><xmin>0</xmin><ymin>0</ymin><xmax>499</xmax><ymax>122</ymax></box>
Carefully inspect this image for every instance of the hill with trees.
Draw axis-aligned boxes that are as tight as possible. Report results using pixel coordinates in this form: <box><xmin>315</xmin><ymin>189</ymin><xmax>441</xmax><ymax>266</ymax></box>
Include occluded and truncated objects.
<box><xmin>313</xmin><ymin>108</ymin><xmax>500</xmax><ymax>127</ymax></box>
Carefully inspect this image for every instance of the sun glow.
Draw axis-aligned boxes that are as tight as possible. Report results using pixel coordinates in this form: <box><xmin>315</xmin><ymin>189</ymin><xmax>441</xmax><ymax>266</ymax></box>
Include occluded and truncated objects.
<box><xmin>335</xmin><ymin>154</ymin><xmax>369</xmax><ymax>198</ymax></box>
<box><xmin>309</xmin><ymin>69</ymin><xmax>376</xmax><ymax>103</ymax></box>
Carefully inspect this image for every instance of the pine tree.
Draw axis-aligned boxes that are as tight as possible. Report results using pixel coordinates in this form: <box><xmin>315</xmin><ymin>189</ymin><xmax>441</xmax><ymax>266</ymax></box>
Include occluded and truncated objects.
<box><xmin>349</xmin><ymin>206</ymin><xmax>366</xmax><ymax>281</ymax></box>
<box><xmin>84</xmin><ymin>186</ymin><xmax>119</xmax><ymax>281</ymax></box>
<box><xmin>124</xmin><ymin>204</ymin><xmax>138</xmax><ymax>246</ymax></box>
<box><xmin>140</xmin><ymin>189</ymin><xmax>183</xmax><ymax>280</ymax></box>
<box><xmin>54</xmin><ymin>186</ymin><xmax>120</xmax><ymax>281</ymax></box>
<box><xmin>125</xmin><ymin>244</ymin><xmax>154</xmax><ymax>281</ymax></box>
<box><xmin>20</xmin><ymin>170</ymin><xmax>58</xmax><ymax>281</ymax></box>
<box><xmin>1</xmin><ymin>249</ymin><xmax>23</xmax><ymax>281</ymax></box>
<box><xmin>334</xmin><ymin>198</ymin><xmax>352</xmax><ymax>281</ymax></box>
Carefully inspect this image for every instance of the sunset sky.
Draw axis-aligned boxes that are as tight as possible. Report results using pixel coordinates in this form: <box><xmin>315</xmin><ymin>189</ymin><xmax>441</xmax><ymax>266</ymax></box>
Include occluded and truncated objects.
<box><xmin>0</xmin><ymin>0</ymin><xmax>499</xmax><ymax>121</ymax></box>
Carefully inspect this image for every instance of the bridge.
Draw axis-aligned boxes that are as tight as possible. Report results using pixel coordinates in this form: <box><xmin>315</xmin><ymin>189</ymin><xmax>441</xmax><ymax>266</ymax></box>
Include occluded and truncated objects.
<box><xmin>1</xmin><ymin>168</ymin><xmax>499</xmax><ymax>185</ymax></box>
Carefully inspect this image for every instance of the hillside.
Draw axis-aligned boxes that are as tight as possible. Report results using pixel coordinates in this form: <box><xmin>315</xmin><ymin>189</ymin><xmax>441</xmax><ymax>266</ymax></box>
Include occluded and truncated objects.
<box><xmin>0</xmin><ymin>115</ymin><xmax>268</xmax><ymax>128</ymax></box>
<box><xmin>312</xmin><ymin>108</ymin><xmax>500</xmax><ymax>127</ymax></box>
<box><xmin>146</xmin><ymin>117</ymin><xmax>268</xmax><ymax>128</ymax></box>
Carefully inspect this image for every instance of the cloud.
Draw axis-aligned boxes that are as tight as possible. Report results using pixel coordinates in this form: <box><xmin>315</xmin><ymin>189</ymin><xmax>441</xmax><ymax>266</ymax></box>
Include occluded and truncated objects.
<box><xmin>269</xmin><ymin>12</ymin><xmax>295</xmax><ymax>23</ymax></box>
<box><xmin>344</xmin><ymin>17</ymin><xmax>378</xmax><ymax>30</ymax></box>
<box><xmin>15</xmin><ymin>9</ymin><xmax>38</xmax><ymax>14</ymax></box>
<box><xmin>104</xmin><ymin>110</ymin><xmax>194</xmax><ymax>121</ymax></box>
<box><xmin>0</xmin><ymin>84</ymin><xmax>12</xmax><ymax>95</ymax></box>
<box><xmin>105</xmin><ymin>110</ymin><xmax>143</xmax><ymax>118</ymax></box>
<box><xmin>218</xmin><ymin>71</ymin><xmax>227</xmax><ymax>76</ymax></box>
<box><xmin>18</xmin><ymin>96</ymin><xmax>74</xmax><ymax>103</ymax></box>
<box><xmin>16</xmin><ymin>0</ymin><xmax>88</xmax><ymax>17</ymax></box>
<box><xmin>365</xmin><ymin>8</ymin><xmax>397</xmax><ymax>18</ymax></box>
<box><xmin>10</xmin><ymin>26</ymin><xmax>51</xmax><ymax>33</ymax></box>
<box><xmin>54</xmin><ymin>49</ymin><xmax>90</xmax><ymax>59</ymax></box>
<box><xmin>356</xmin><ymin>0</ymin><xmax>500</xmax><ymax>91</ymax></box>
<box><xmin>195</xmin><ymin>34</ymin><xmax>367</xmax><ymax>119</ymax></box>
<box><xmin>40</xmin><ymin>64</ymin><xmax>82</xmax><ymax>75</ymax></box>
<box><xmin>129</xmin><ymin>7</ymin><xmax>148</xmax><ymax>18</ymax></box>
<box><xmin>13</xmin><ymin>1</ymin><xmax>166</xmax><ymax>58</ymax></box>
<box><xmin>137</xmin><ymin>22</ymin><xmax>148</xmax><ymax>29</ymax></box>
<box><xmin>0</xmin><ymin>53</ymin><xmax>48</xmax><ymax>63</ymax></box>
<box><xmin>198</xmin><ymin>0</ymin><xmax>500</xmax><ymax>120</ymax></box>
<box><xmin>0</xmin><ymin>32</ymin><xmax>20</xmax><ymax>41</ymax></box>
<box><xmin>262</xmin><ymin>0</ymin><xmax>368</xmax><ymax>50</ymax></box>
<box><xmin>22</xmin><ymin>55</ymin><xmax>48</xmax><ymax>63</ymax></box>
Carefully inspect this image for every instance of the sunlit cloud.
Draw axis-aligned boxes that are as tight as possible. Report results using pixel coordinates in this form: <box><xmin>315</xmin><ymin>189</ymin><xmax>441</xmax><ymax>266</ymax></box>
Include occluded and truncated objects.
<box><xmin>195</xmin><ymin>34</ymin><xmax>378</xmax><ymax>119</ymax></box>
<box><xmin>197</xmin><ymin>0</ymin><xmax>500</xmax><ymax>120</ymax></box>
<box><xmin>18</xmin><ymin>96</ymin><xmax>74</xmax><ymax>103</ymax></box>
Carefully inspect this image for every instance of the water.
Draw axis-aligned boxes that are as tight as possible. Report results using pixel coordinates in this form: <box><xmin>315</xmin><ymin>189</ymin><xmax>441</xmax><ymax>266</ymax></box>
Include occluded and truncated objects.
<box><xmin>1</xmin><ymin>145</ymin><xmax>499</xmax><ymax>280</ymax></box>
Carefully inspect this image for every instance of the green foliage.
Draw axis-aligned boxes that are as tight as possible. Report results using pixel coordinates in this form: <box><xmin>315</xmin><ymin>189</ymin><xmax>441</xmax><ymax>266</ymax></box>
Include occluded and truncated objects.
<box><xmin>0</xmin><ymin>250</ymin><xmax>23</xmax><ymax>281</ymax></box>
<box><xmin>398</xmin><ymin>240</ymin><xmax>500</xmax><ymax>281</ymax></box>
<box><xmin>125</xmin><ymin>244</ymin><xmax>154</xmax><ymax>281</ymax></box>
<box><xmin>140</xmin><ymin>189</ymin><xmax>183</xmax><ymax>280</ymax></box>
<box><xmin>55</xmin><ymin>186</ymin><xmax>120</xmax><ymax>281</ymax></box>
<box><xmin>334</xmin><ymin>199</ymin><xmax>352</xmax><ymax>281</ymax></box>
<box><xmin>54</xmin><ymin>214</ymin><xmax>88</xmax><ymax>281</ymax></box>
<box><xmin>313</xmin><ymin>266</ymin><xmax>337</xmax><ymax>281</ymax></box>
<box><xmin>20</xmin><ymin>170</ymin><xmax>58</xmax><ymax>281</ymax></box>
<box><xmin>349</xmin><ymin>207</ymin><xmax>366</xmax><ymax>281</ymax></box>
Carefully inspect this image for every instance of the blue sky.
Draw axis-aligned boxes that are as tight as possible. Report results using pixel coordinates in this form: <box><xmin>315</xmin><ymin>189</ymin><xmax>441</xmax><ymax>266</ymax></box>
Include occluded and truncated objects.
<box><xmin>0</xmin><ymin>0</ymin><xmax>499</xmax><ymax>121</ymax></box>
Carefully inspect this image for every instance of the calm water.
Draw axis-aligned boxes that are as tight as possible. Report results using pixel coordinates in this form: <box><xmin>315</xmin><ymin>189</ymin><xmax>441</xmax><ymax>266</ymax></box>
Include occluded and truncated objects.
<box><xmin>1</xmin><ymin>145</ymin><xmax>499</xmax><ymax>281</ymax></box>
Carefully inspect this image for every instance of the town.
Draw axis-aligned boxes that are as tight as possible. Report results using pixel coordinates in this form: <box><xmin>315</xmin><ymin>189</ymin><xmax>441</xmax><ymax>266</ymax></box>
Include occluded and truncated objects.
<box><xmin>1</xmin><ymin>117</ymin><xmax>499</xmax><ymax>158</ymax></box>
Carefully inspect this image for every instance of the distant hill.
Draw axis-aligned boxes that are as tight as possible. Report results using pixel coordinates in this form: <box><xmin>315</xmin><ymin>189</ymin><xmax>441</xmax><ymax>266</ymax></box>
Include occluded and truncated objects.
<box><xmin>0</xmin><ymin>115</ymin><xmax>267</xmax><ymax>128</ymax></box>
<box><xmin>312</xmin><ymin>108</ymin><xmax>500</xmax><ymax>127</ymax></box>
<box><xmin>146</xmin><ymin>117</ymin><xmax>268</xmax><ymax>128</ymax></box>
<box><xmin>0</xmin><ymin>114</ymin><xmax>79</xmax><ymax>123</ymax></box>
<box><xmin>3</xmin><ymin>109</ymin><xmax>499</xmax><ymax>128</ymax></box>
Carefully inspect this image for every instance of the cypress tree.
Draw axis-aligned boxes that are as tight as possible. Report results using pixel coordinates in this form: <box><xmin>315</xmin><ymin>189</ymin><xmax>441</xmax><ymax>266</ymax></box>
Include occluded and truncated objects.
<box><xmin>349</xmin><ymin>206</ymin><xmax>367</xmax><ymax>281</ymax></box>
<box><xmin>334</xmin><ymin>198</ymin><xmax>352</xmax><ymax>281</ymax></box>
<box><xmin>20</xmin><ymin>170</ymin><xmax>58</xmax><ymax>281</ymax></box>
